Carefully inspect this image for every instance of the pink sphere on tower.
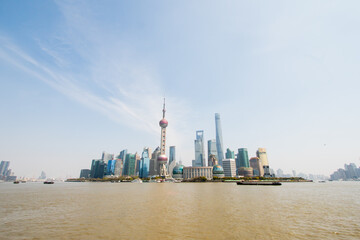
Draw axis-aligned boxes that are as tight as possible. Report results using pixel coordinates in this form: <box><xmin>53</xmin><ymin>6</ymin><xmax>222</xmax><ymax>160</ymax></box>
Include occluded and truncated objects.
<box><xmin>157</xmin><ymin>154</ymin><xmax>168</xmax><ymax>162</ymax></box>
<box><xmin>159</xmin><ymin>118</ymin><xmax>168</xmax><ymax>128</ymax></box>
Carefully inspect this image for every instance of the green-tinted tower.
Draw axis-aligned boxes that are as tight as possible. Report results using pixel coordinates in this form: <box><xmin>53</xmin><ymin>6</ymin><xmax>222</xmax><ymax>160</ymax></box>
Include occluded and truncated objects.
<box><xmin>237</xmin><ymin>148</ymin><xmax>249</xmax><ymax>168</ymax></box>
<box><xmin>225</xmin><ymin>148</ymin><xmax>235</xmax><ymax>159</ymax></box>
<box><xmin>124</xmin><ymin>153</ymin><xmax>136</xmax><ymax>176</ymax></box>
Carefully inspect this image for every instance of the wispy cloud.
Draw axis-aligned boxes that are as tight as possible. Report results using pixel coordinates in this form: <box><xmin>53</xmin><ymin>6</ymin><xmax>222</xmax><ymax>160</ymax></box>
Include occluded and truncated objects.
<box><xmin>0</xmin><ymin>1</ymin><xmax>197</xmax><ymax>165</ymax></box>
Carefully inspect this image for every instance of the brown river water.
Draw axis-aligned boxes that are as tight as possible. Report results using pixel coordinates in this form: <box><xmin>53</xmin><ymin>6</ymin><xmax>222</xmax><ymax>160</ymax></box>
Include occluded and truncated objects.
<box><xmin>0</xmin><ymin>181</ymin><xmax>359</xmax><ymax>240</ymax></box>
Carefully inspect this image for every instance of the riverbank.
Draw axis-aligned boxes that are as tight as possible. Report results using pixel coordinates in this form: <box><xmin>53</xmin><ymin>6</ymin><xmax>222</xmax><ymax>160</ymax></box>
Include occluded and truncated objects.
<box><xmin>66</xmin><ymin>176</ymin><xmax>312</xmax><ymax>183</ymax></box>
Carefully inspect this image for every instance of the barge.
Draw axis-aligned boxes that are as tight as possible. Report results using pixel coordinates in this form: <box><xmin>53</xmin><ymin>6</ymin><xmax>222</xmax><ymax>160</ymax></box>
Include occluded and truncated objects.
<box><xmin>236</xmin><ymin>181</ymin><xmax>282</xmax><ymax>186</ymax></box>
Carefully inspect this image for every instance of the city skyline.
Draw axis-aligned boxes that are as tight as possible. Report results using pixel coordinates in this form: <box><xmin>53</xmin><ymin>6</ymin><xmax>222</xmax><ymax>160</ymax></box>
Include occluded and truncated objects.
<box><xmin>1</xmin><ymin>1</ymin><xmax>360</xmax><ymax>178</ymax></box>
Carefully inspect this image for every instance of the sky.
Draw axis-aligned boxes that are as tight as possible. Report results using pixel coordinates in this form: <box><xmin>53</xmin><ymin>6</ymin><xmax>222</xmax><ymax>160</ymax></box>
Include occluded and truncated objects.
<box><xmin>1</xmin><ymin>0</ymin><xmax>360</xmax><ymax>178</ymax></box>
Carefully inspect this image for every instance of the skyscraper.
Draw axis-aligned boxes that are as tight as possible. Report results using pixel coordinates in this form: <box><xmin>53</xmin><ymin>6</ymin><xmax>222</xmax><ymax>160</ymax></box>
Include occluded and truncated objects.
<box><xmin>150</xmin><ymin>147</ymin><xmax>160</xmax><ymax>176</ymax></box>
<box><xmin>207</xmin><ymin>139</ymin><xmax>217</xmax><ymax>165</ymax></box>
<box><xmin>208</xmin><ymin>154</ymin><xmax>218</xmax><ymax>167</ymax></box>
<box><xmin>106</xmin><ymin>160</ymin><xmax>116</xmax><ymax>175</ymax></box>
<box><xmin>91</xmin><ymin>160</ymin><xmax>106</xmax><ymax>178</ymax></box>
<box><xmin>237</xmin><ymin>148</ymin><xmax>250</xmax><ymax>168</ymax></box>
<box><xmin>80</xmin><ymin>169</ymin><xmax>91</xmax><ymax>178</ymax></box>
<box><xmin>225</xmin><ymin>148</ymin><xmax>235</xmax><ymax>159</ymax></box>
<box><xmin>249</xmin><ymin>157</ymin><xmax>263</xmax><ymax>176</ymax></box>
<box><xmin>169</xmin><ymin>146</ymin><xmax>176</xmax><ymax>165</ymax></box>
<box><xmin>194</xmin><ymin>130</ymin><xmax>205</xmax><ymax>167</ymax></box>
<box><xmin>114</xmin><ymin>159</ymin><xmax>123</xmax><ymax>176</ymax></box>
<box><xmin>119</xmin><ymin>149</ymin><xmax>128</xmax><ymax>175</ymax></box>
<box><xmin>157</xmin><ymin>99</ymin><xmax>169</xmax><ymax>177</ymax></box>
<box><xmin>215</xmin><ymin>113</ymin><xmax>224</xmax><ymax>166</ymax></box>
<box><xmin>256</xmin><ymin>148</ymin><xmax>270</xmax><ymax>177</ymax></box>
<box><xmin>124</xmin><ymin>153</ymin><xmax>136</xmax><ymax>176</ymax></box>
<box><xmin>139</xmin><ymin>148</ymin><xmax>151</xmax><ymax>178</ymax></box>
<box><xmin>0</xmin><ymin>161</ymin><xmax>10</xmax><ymax>179</ymax></box>
<box><xmin>168</xmin><ymin>146</ymin><xmax>176</xmax><ymax>177</ymax></box>
<box><xmin>102</xmin><ymin>152</ymin><xmax>114</xmax><ymax>162</ymax></box>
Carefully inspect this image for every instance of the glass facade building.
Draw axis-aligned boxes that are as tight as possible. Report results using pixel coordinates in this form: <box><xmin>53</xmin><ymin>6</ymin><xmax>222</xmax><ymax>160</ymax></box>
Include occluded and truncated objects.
<box><xmin>169</xmin><ymin>146</ymin><xmax>176</xmax><ymax>166</ymax></box>
<box><xmin>124</xmin><ymin>153</ymin><xmax>136</xmax><ymax>176</ymax></box>
<box><xmin>119</xmin><ymin>149</ymin><xmax>127</xmax><ymax>175</ymax></box>
<box><xmin>140</xmin><ymin>148</ymin><xmax>151</xmax><ymax>178</ymax></box>
<box><xmin>215</xmin><ymin>113</ymin><xmax>224</xmax><ymax>166</ymax></box>
<box><xmin>194</xmin><ymin>130</ymin><xmax>206</xmax><ymax>167</ymax></box>
<box><xmin>90</xmin><ymin>160</ymin><xmax>107</xmax><ymax>178</ymax></box>
<box><xmin>0</xmin><ymin>161</ymin><xmax>10</xmax><ymax>179</ymax></box>
<box><xmin>237</xmin><ymin>148</ymin><xmax>250</xmax><ymax>168</ymax></box>
<box><xmin>225</xmin><ymin>148</ymin><xmax>235</xmax><ymax>159</ymax></box>
<box><xmin>102</xmin><ymin>152</ymin><xmax>114</xmax><ymax>162</ymax></box>
<box><xmin>106</xmin><ymin>160</ymin><xmax>116</xmax><ymax>175</ymax></box>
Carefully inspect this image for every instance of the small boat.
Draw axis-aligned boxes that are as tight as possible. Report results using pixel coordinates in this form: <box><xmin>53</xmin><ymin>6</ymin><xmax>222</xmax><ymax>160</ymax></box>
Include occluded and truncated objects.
<box><xmin>237</xmin><ymin>181</ymin><xmax>282</xmax><ymax>186</ymax></box>
<box><xmin>13</xmin><ymin>181</ymin><xmax>20</xmax><ymax>184</ymax></box>
<box><xmin>44</xmin><ymin>181</ymin><xmax>54</xmax><ymax>184</ymax></box>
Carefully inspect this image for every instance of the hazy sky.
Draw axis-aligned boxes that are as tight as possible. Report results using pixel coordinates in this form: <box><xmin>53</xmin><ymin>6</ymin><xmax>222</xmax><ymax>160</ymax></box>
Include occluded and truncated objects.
<box><xmin>1</xmin><ymin>0</ymin><xmax>360</xmax><ymax>178</ymax></box>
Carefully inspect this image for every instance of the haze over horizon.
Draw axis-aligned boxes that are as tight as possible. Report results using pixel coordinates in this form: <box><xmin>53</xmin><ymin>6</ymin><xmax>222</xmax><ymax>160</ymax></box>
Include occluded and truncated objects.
<box><xmin>1</xmin><ymin>0</ymin><xmax>360</xmax><ymax>178</ymax></box>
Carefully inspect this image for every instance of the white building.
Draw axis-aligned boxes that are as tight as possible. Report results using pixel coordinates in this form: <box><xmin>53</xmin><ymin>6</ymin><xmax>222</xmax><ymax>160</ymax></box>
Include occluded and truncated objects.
<box><xmin>183</xmin><ymin>167</ymin><xmax>213</xmax><ymax>180</ymax></box>
<box><xmin>222</xmin><ymin>159</ymin><xmax>236</xmax><ymax>177</ymax></box>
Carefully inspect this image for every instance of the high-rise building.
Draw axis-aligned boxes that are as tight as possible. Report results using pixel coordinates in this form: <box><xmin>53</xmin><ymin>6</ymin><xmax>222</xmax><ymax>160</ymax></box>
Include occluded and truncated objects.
<box><xmin>124</xmin><ymin>153</ymin><xmax>136</xmax><ymax>176</ymax></box>
<box><xmin>135</xmin><ymin>153</ymin><xmax>141</xmax><ymax>176</ymax></box>
<box><xmin>345</xmin><ymin>163</ymin><xmax>358</xmax><ymax>179</ymax></box>
<box><xmin>208</xmin><ymin>154</ymin><xmax>218</xmax><ymax>167</ymax></box>
<box><xmin>256</xmin><ymin>148</ymin><xmax>271</xmax><ymax>177</ymax></box>
<box><xmin>222</xmin><ymin>159</ymin><xmax>236</xmax><ymax>177</ymax></box>
<box><xmin>139</xmin><ymin>148</ymin><xmax>151</xmax><ymax>178</ymax></box>
<box><xmin>215</xmin><ymin>113</ymin><xmax>224</xmax><ymax>166</ymax></box>
<box><xmin>119</xmin><ymin>149</ymin><xmax>127</xmax><ymax>162</ymax></box>
<box><xmin>90</xmin><ymin>160</ymin><xmax>106</xmax><ymax>179</ymax></box>
<box><xmin>106</xmin><ymin>160</ymin><xmax>116</xmax><ymax>175</ymax></box>
<box><xmin>80</xmin><ymin>169</ymin><xmax>91</xmax><ymax>178</ymax></box>
<box><xmin>194</xmin><ymin>130</ymin><xmax>206</xmax><ymax>167</ymax></box>
<box><xmin>168</xmin><ymin>146</ymin><xmax>176</xmax><ymax>177</ymax></box>
<box><xmin>225</xmin><ymin>148</ymin><xmax>235</xmax><ymax>159</ymax></box>
<box><xmin>39</xmin><ymin>171</ymin><xmax>47</xmax><ymax>179</ymax></box>
<box><xmin>150</xmin><ymin>147</ymin><xmax>160</xmax><ymax>176</ymax></box>
<box><xmin>207</xmin><ymin>140</ymin><xmax>217</xmax><ymax>165</ymax></box>
<box><xmin>114</xmin><ymin>159</ymin><xmax>123</xmax><ymax>176</ymax></box>
<box><xmin>119</xmin><ymin>149</ymin><xmax>127</xmax><ymax>175</ymax></box>
<box><xmin>169</xmin><ymin>146</ymin><xmax>176</xmax><ymax>165</ymax></box>
<box><xmin>237</xmin><ymin>148</ymin><xmax>250</xmax><ymax>168</ymax></box>
<box><xmin>0</xmin><ymin>161</ymin><xmax>10</xmax><ymax>179</ymax></box>
<box><xmin>249</xmin><ymin>157</ymin><xmax>263</xmax><ymax>176</ymax></box>
<box><xmin>157</xmin><ymin>99</ymin><xmax>169</xmax><ymax>177</ymax></box>
<box><xmin>256</xmin><ymin>148</ymin><xmax>269</xmax><ymax>166</ymax></box>
<box><xmin>102</xmin><ymin>152</ymin><xmax>114</xmax><ymax>162</ymax></box>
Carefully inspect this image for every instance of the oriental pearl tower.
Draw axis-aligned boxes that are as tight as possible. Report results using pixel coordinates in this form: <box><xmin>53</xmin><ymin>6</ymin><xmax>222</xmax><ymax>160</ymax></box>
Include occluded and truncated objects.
<box><xmin>158</xmin><ymin>98</ymin><xmax>168</xmax><ymax>177</ymax></box>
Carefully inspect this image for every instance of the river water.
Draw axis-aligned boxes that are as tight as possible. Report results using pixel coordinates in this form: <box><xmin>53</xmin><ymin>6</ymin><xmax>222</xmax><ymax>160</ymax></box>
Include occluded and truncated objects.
<box><xmin>0</xmin><ymin>181</ymin><xmax>359</xmax><ymax>240</ymax></box>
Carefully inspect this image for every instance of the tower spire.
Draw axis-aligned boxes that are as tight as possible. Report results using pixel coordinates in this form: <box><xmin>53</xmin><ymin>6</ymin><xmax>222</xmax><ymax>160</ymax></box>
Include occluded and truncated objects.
<box><xmin>162</xmin><ymin>98</ymin><xmax>166</xmax><ymax>118</ymax></box>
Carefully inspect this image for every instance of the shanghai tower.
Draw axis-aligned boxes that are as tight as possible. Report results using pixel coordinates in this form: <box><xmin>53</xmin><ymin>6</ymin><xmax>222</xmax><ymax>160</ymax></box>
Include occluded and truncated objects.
<box><xmin>215</xmin><ymin>113</ymin><xmax>224</xmax><ymax>166</ymax></box>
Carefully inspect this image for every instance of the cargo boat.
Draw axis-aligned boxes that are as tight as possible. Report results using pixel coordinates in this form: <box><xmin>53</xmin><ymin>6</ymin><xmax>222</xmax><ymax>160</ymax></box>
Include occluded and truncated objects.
<box><xmin>44</xmin><ymin>181</ymin><xmax>54</xmax><ymax>184</ymax></box>
<box><xmin>236</xmin><ymin>181</ymin><xmax>282</xmax><ymax>186</ymax></box>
